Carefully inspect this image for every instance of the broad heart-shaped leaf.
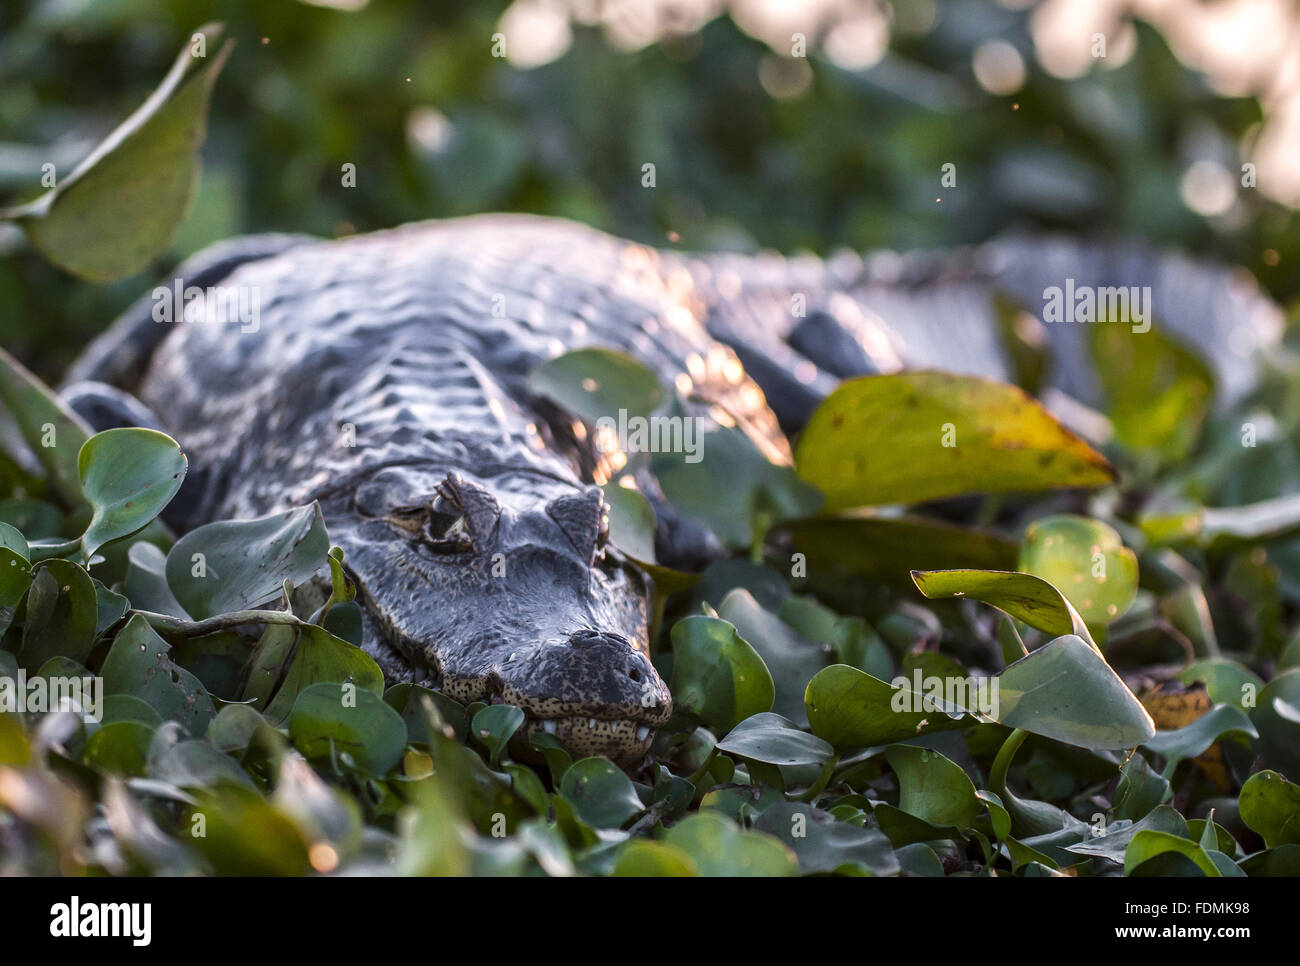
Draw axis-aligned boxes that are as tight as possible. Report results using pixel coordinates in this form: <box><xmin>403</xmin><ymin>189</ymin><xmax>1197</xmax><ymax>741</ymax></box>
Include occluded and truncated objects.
<box><xmin>912</xmin><ymin>569</ymin><xmax>1096</xmax><ymax>649</ymax></box>
<box><xmin>166</xmin><ymin>503</ymin><xmax>329</xmax><ymax>620</ymax></box>
<box><xmin>471</xmin><ymin>704</ymin><xmax>526</xmax><ymax>767</ymax></box>
<box><xmin>528</xmin><ymin>347</ymin><xmax>663</xmax><ymax>424</ymax></box>
<box><xmin>101</xmin><ymin>614</ymin><xmax>214</xmax><ymax>736</ymax></box>
<box><xmin>998</xmin><ymin>635</ymin><xmax>1155</xmax><ymax>749</ymax></box>
<box><xmin>670</xmin><ymin>615</ymin><xmax>774</xmax><ymax>734</ymax></box>
<box><xmin>715</xmin><ymin>590</ymin><xmax>826</xmax><ymax>727</ymax></box>
<box><xmin>1238</xmin><ymin>770</ymin><xmax>1300</xmax><ymax>848</ymax></box>
<box><xmin>18</xmin><ymin>559</ymin><xmax>97</xmax><ymax>670</ymax></box>
<box><xmin>1142</xmin><ymin>704</ymin><xmax>1257</xmax><ymax>764</ymax></box>
<box><xmin>287</xmin><ymin>682</ymin><xmax>406</xmax><ymax>776</ymax></box>
<box><xmin>779</xmin><ymin>511</ymin><xmax>1018</xmax><ymax>588</ymax></box>
<box><xmin>77</xmin><ymin>428</ymin><xmax>187</xmax><ymax>561</ymax></box>
<box><xmin>601</xmin><ymin>482</ymin><xmax>658</xmax><ymax>564</ymax></box>
<box><xmin>559</xmin><ymin>758</ymin><xmax>645</xmax><ymax>829</ymax></box>
<box><xmin>752</xmin><ymin>801</ymin><xmax>900</xmax><ymax>876</ymax></box>
<box><xmin>795</xmin><ymin>371</ymin><xmax>1114</xmax><ymax>510</ymax></box>
<box><xmin>1124</xmin><ymin>830</ymin><xmax>1220</xmax><ymax>877</ymax></box>
<box><xmin>1017</xmin><ymin>515</ymin><xmax>1138</xmax><ymax>629</ymax></box>
<box><xmin>659</xmin><ymin>811</ymin><xmax>798</xmax><ymax>876</ymax></box>
<box><xmin>716</xmin><ymin>712</ymin><xmax>834</xmax><ymax>767</ymax></box>
<box><xmin>4</xmin><ymin>25</ymin><xmax>232</xmax><ymax>281</ymax></box>
<box><xmin>804</xmin><ymin>664</ymin><xmax>978</xmax><ymax>751</ymax></box>
<box><xmin>261</xmin><ymin>623</ymin><xmax>385</xmax><ymax>725</ymax></box>
<box><xmin>612</xmin><ymin>839</ymin><xmax>698</xmax><ymax>877</ymax></box>
<box><xmin>0</xmin><ymin>346</ymin><xmax>94</xmax><ymax>507</ymax></box>
<box><xmin>654</xmin><ymin>421</ymin><xmax>822</xmax><ymax>550</ymax></box>
<box><xmin>886</xmin><ymin>745</ymin><xmax>983</xmax><ymax>831</ymax></box>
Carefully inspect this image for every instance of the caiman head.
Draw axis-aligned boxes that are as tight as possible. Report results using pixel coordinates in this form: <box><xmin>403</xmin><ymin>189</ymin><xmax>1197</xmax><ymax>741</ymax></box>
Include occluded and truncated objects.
<box><xmin>336</xmin><ymin>462</ymin><xmax>672</xmax><ymax>765</ymax></box>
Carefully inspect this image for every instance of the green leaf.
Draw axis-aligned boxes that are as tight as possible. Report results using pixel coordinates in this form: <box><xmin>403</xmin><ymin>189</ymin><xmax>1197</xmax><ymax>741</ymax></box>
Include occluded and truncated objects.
<box><xmin>0</xmin><ymin>347</ymin><xmax>94</xmax><ymax>507</ymax></box>
<box><xmin>19</xmin><ymin>558</ymin><xmax>97</xmax><ymax>670</ymax></box>
<box><xmin>262</xmin><ymin>623</ymin><xmax>385</xmax><ymax>725</ymax></box>
<box><xmin>100</xmin><ymin>613</ymin><xmax>214</xmax><ymax>736</ymax></box>
<box><xmin>528</xmin><ymin>347</ymin><xmax>663</xmax><ymax>423</ymax></box>
<box><xmin>1142</xmin><ymin>704</ymin><xmax>1257</xmax><ymax>764</ymax></box>
<box><xmin>1089</xmin><ymin>320</ymin><xmax>1213</xmax><ymax>464</ymax></box>
<box><xmin>669</xmin><ymin>615</ymin><xmax>774</xmax><ymax>733</ymax></box>
<box><xmin>654</xmin><ymin>422</ymin><xmax>822</xmax><ymax>550</ymax></box>
<box><xmin>559</xmin><ymin>757</ymin><xmax>645</xmax><ymax>829</ymax></box>
<box><xmin>287</xmin><ymin>682</ymin><xmax>407</xmax><ymax>776</ymax></box>
<box><xmin>165</xmin><ymin>503</ymin><xmax>329</xmax><ymax>620</ymax></box>
<box><xmin>601</xmin><ymin>482</ymin><xmax>658</xmax><ymax>564</ymax></box>
<box><xmin>660</xmin><ymin>811</ymin><xmax>797</xmax><ymax>876</ymax></box>
<box><xmin>612</xmin><ymin>839</ymin><xmax>698</xmax><ymax>876</ymax></box>
<box><xmin>781</xmin><ymin>511</ymin><xmax>1018</xmax><ymax>588</ymax></box>
<box><xmin>715</xmin><ymin>590</ymin><xmax>826</xmax><ymax>726</ymax></box>
<box><xmin>83</xmin><ymin>721</ymin><xmax>153</xmax><ymax>776</ymax></box>
<box><xmin>77</xmin><ymin>428</ymin><xmax>186</xmax><ymax>561</ymax></box>
<box><xmin>4</xmin><ymin>25</ymin><xmax>232</xmax><ymax>281</ymax></box>
<box><xmin>1017</xmin><ymin>515</ymin><xmax>1138</xmax><ymax>629</ymax></box>
<box><xmin>886</xmin><ymin>745</ymin><xmax>982</xmax><ymax>830</ymax></box>
<box><xmin>1239</xmin><ymin>770</ymin><xmax>1300</xmax><ymax>848</ymax></box>
<box><xmin>998</xmin><ymin>635</ymin><xmax>1155</xmax><ymax>749</ymax></box>
<box><xmin>795</xmin><ymin>371</ymin><xmax>1114</xmax><ymax>510</ymax></box>
<box><xmin>471</xmin><ymin>704</ymin><xmax>526</xmax><ymax>767</ymax></box>
<box><xmin>716</xmin><ymin>712</ymin><xmax>834</xmax><ymax>767</ymax></box>
<box><xmin>752</xmin><ymin>801</ymin><xmax>899</xmax><ymax>876</ymax></box>
<box><xmin>912</xmin><ymin>568</ymin><xmax>1096</xmax><ymax>648</ymax></box>
<box><xmin>1124</xmin><ymin>830</ymin><xmax>1220</xmax><ymax>877</ymax></box>
<box><xmin>804</xmin><ymin>664</ymin><xmax>977</xmax><ymax>751</ymax></box>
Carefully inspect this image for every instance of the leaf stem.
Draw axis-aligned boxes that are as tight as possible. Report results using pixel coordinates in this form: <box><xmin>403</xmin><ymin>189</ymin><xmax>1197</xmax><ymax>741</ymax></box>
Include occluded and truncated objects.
<box><xmin>135</xmin><ymin>608</ymin><xmax>311</xmax><ymax>637</ymax></box>
<box><xmin>990</xmin><ymin>727</ymin><xmax>1028</xmax><ymax>802</ymax></box>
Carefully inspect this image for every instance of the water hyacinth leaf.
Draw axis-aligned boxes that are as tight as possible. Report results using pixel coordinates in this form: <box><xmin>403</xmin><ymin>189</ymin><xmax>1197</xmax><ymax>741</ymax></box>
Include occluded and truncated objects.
<box><xmin>612</xmin><ymin>839</ymin><xmax>698</xmax><ymax>876</ymax></box>
<box><xmin>0</xmin><ymin>546</ymin><xmax>32</xmax><ymax>615</ymax></box>
<box><xmin>92</xmin><ymin>579</ymin><xmax>130</xmax><ymax>637</ymax></box>
<box><xmin>660</xmin><ymin>811</ymin><xmax>798</xmax><ymax>876</ymax></box>
<box><xmin>263</xmin><ymin>623</ymin><xmax>386</xmax><ymax>724</ymax></box>
<box><xmin>1017</xmin><ymin>515</ymin><xmax>1138</xmax><ymax>629</ymax></box>
<box><xmin>752</xmin><ymin>801</ymin><xmax>899</xmax><ymax>876</ymax></box>
<box><xmin>0</xmin><ymin>521</ymin><xmax>28</xmax><ymax>559</ymax></box>
<box><xmin>1142</xmin><ymin>704</ymin><xmax>1257</xmax><ymax>763</ymax></box>
<box><xmin>528</xmin><ymin>347</ymin><xmax>662</xmax><ymax>424</ymax></box>
<box><xmin>1090</xmin><ymin>320</ymin><xmax>1213</xmax><ymax>464</ymax></box>
<box><xmin>77</xmin><ymin>428</ymin><xmax>186</xmax><ymax>561</ymax></box>
<box><xmin>669</xmin><ymin>615</ymin><xmax>774</xmax><ymax>733</ymax></box>
<box><xmin>559</xmin><ymin>757</ymin><xmax>645</xmax><ymax>829</ymax></box>
<box><xmin>166</xmin><ymin>502</ymin><xmax>329</xmax><ymax>620</ymax></box>
<box><xmin>601</xmin><ymin>482</ymin><xmax>658</xmax><ymax>564</ymax></box>
<box><xmin>715</xmin><ymin>590</ymin><xmax>826</xmax><ymax>726</ymax></box>
<box><xmin>19</xmin><ymin>558</ymin><xmax>97</xmax><ymax>670</ymax></box>
<box><xmin>471</xmin><ymin>704</ymin><xmax>526</xmax><ymax>766</ymax></box>
<box><xmin>780</xmin><ymin>511</ymin><xmax>1018</xmax><ymax>587</ymax></box>
<box><xmin>912</xmin><ymin>568</ymin><xmax>1095</xmax><ymax>648</ymax></box>
<box><xmin>3</xmin><ymin>25</ymin><xmax>232</xmax><ymax>281</ymax></box>
<box><xmin>886</xmin><ymin>745</ymin><xmax>982</xmax><ymax>831</ymax></box>
<box><xmin>101</xmin><ymin>614</ymin><xmax>215</xmax><ymax>736</ymax></box>
<box><xmin>804</xmin><ymin>664</ymin><xmax>977</xmax><ymax>750</ymax></box>
<box><xmin>1124</xmin><ymin>830</ymin><xmax>1220</xmax><ymax>877</ymax></box>
<box><xmin>1238</xmin><ymin>770</ymin><xmax>1300</xmax><ymax>848</ymax></box>
<box><xmin>1176</xmin><ymin>658</ymin><xmax>1263</xmax><ymax>708</ymax></box>
<box><xmin>716</xmin><ymin>712</ymin><xmax>834</xmax><ymax>767</ymax></box>
<box><xmin>287</xmin><ymin>683</ymin><xmax>406</xmax><ymax>776</ymax></box>
<box><xmin>101</xmin><ymin>694</ymin><xmax>163</xmax><ymax>727</ymax></box>
<box><xmin>998</xmin><ymin>635</ymin><xmax>1154</xmax><ymax>749</ymax></box>
<box><xmin>1250</xmin><ymin>670</ymin><xmax>1300</xmax><ymax>782</ymax></box>
<box><xmin>795</xmin><ymin>371</ymin><xmax>1114</xmax><ymax>510</ymax></box>
<box><xmin>0</xmin><ymin>347</ymin><xmax>94</xmax><ymax>507</ymax></box>
<box><xmin>655</xmin><ymin>422</ymin><xmax>822</xmax><ymax>549</ymax></box>
<box><xmin>83</xmin><ymin>720</ymin><xmax>154</xmax><ymax>776</ymax></box>
<box><xmin>185</xmin><ymin>785</ymin><xmax>312</xmax><ymax>876</ymax></box>
<box><xmin>123</xmin><ymin>541</ymin><xmax>189</xmax><ymax>618</ymax></box>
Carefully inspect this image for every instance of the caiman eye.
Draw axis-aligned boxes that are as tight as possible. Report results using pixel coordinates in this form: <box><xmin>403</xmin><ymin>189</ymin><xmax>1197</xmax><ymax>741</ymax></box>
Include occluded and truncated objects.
<box><xmin>426</xmin><ymin>493</ymin><xmax>473</xmax><ymax>552</ymax></box>
<box><xmin>596</xmin><ymin>503</ymin><xmax>611</xmax><ymax>551</ymax></box>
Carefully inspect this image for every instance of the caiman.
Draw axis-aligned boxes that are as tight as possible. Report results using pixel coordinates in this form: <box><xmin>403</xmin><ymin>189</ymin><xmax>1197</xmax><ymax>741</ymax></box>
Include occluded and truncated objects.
<box><xmin>60</xmin><ymin>215</ymin><xmax>1284</xmax><ymax>764</ymax></box>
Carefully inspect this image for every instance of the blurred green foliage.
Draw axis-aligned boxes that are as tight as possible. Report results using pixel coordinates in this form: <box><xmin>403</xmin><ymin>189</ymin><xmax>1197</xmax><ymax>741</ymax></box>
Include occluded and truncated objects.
<box><xmin>1</xmin><ymin>0</ymin><xmax>1297</xmax><ymax>378</ymax></box>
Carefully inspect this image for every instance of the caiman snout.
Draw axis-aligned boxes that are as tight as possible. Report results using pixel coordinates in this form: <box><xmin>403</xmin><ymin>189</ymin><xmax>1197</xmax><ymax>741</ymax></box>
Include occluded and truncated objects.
<box><xmin>499</xmin><ymin>629</ymin><xmax>672</xmax><ymax>764</ymax></box>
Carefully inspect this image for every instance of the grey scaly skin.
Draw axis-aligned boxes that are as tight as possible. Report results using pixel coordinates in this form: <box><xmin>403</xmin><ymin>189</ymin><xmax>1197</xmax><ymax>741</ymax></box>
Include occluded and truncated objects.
<box><xmin>63</xmin><ymin>214</ymin><xmax>1284</xmax><ymax>765</ymax></box>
